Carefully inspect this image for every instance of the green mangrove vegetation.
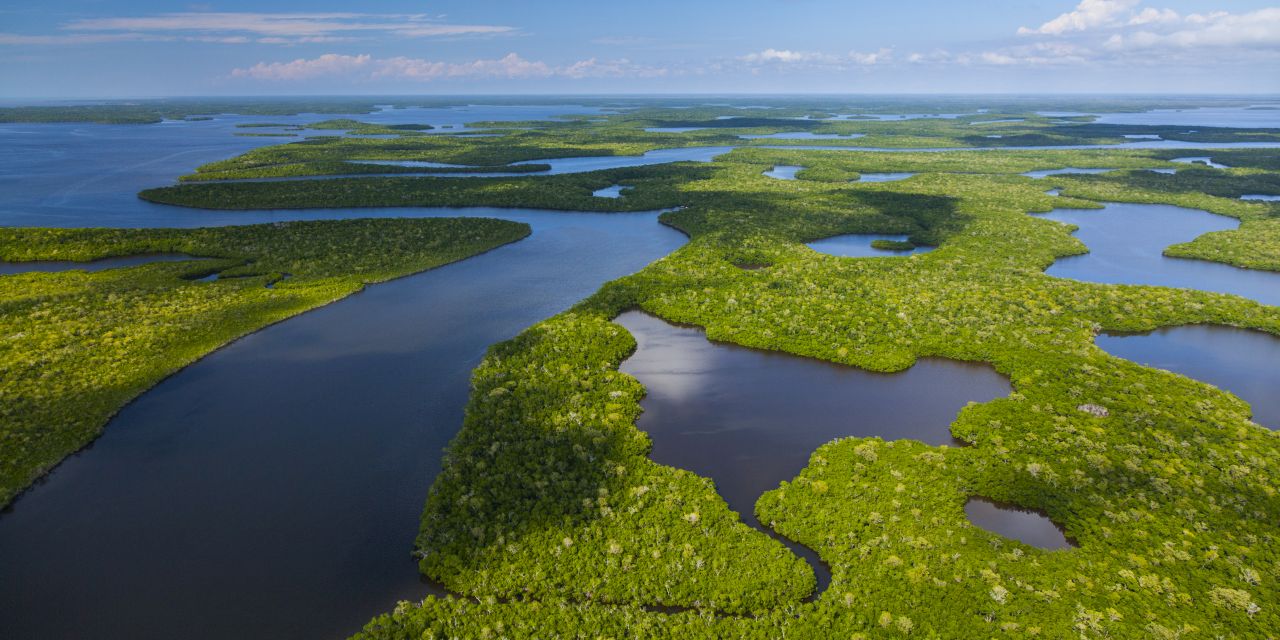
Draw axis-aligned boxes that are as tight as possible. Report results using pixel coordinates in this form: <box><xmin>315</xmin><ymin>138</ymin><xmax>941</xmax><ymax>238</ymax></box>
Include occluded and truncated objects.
<box><xmin>0</xmin><ymin>218</ymin><xmax>530</xmax><ymax>507</ymax></box>
<box><xmin>276</xmin><ymin>107</ymin><xmax>1280</xmax><ymax>638</ymax></box>
<box><xmin>9</xmin><ymin>101</ymin><xmax>1280</xmax><ymax>637</ymax></box>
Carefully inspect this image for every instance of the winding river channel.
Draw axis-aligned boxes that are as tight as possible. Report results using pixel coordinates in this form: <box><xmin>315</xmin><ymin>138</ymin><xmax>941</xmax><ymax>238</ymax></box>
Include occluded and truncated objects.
<box><xmin>2</xmin><ymin>103</ymin><xmax>1278</xmax><ymax>638</ymax></box>
<box><xmin>0</xmin><ymin>108</ymin><xmax>683</xmax><ymax>640</ymax></box>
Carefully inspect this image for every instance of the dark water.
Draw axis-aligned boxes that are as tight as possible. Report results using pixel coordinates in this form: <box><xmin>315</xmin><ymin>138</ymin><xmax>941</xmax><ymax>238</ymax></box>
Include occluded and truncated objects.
<box><xmin>0</xmin><ymin>105</ymin><xmax>619</xmax><ymax>229</ymax></box>
<box><xmin>614</xmin><ymin>311</ymin><xmax>1011</xmax><ymax>591</ymax></box>
<box><xmin>0</xmin><ymin>253</ymin><xmax>202</xmax><ymax>275</ymax></box>
<box><xmin>964</xmin><ymin>498</ymin><xmax>1075</xmax><ymax>550</ymax></box>
<box><xmin>764</xmin><ymin>165</ymin><xmax>803</xmax><ymax>180</ymax></box>
<box><xmin>807</xmin><ymin>234</ymin><xmax>933</xmax><ymax>257</ymax></box>
<box><xmin>0</xmin><ymin>208</ymin><xmax>685</xmax><ymax>640</ymax></box>
<box><xmin>1040</xmin><ymin>203</ymin><xmax>1280</xmax><ymax>307</ymax></box>
<box><xmin>0</xmin><ymin>106</ymin><xmax>687</xmax><ymax>639</ymax></box>
<box><xmin>1098</xmin><ymin>326</ymin><xmax>1280</xmax><ymax>429</ymax></box>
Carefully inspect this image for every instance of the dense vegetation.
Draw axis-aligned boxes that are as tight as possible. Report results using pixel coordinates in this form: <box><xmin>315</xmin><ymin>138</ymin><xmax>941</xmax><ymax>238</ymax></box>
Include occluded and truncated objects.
<box><xmin>8</xmin><ymin>100</ymin><xmax>1280</xmax><ymax>637</ymax></box>
<box><xmin>0</xmin><ymin>218</ymin><xmax>530</xmax><ymax>507</ymax></box>
<box><xmin>325</xmin><ymin>110</ymin><xmax>1280</xmax><ymax>638</ymax></box>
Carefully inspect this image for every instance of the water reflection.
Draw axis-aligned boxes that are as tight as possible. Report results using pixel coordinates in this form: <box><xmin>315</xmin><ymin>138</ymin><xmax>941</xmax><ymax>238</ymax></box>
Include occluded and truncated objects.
<box><xmin>616</xmin><ymin>310</ymin><xmax>1010</xmax><ymax>596</ymax></box>
<box><xmin>0</xmin><ymin>209</ymin><xmax>687</xmax><ymax>640</ymax></box>
<box><xmin>615</xmin><ymin>309</ymin><xmax>1009</xmax><ymax>529</ymax></box>
<box><xmin>1171</xmin><ymin>156</ymin><xmax>1228</xmax><ymax>169</ymax></box>
<box><xmin>964</xmin><ymin>498</ymin><xmax>1075</xmax><ymax>550</ymax></box>
<box><xmin>808</xmin><ymin>234</ymin><xmax>933</xmax><ymax>257</ymax></box>
<box><xmin>1040</xmin><ymin>203</ymin><xmax>1280</xmax><ymax>307</ymax></box>
<box><xmin>1097</xmin><ymin>325</ymin><xmax>1280</xmax><ymax>429</ymax></box>
<box><xmin>741</xmin><ymin>132</ymin><xmax>867</xmax><ymax>140</ymax></box>
<box><xmin>1022</xmin><ymin>168</ymin><xmax>1114</xmax><ymax>179</ymax></box>
<box><xmin>764</xmin><ymin>165</ymin><xmax>803</xmax><ymax>180</ymax></box>
<box><xmin>856</xmin><ymin>172</ymin><xmax>916</xmax><ymax>183</ymax></box>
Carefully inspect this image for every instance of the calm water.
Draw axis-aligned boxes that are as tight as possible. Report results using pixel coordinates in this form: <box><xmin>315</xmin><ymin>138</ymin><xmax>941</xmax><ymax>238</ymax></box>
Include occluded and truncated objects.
<box><xmin>741</xmin><ymin>132</ymin><xmax>867</xmax><ymax>140</ymax></box>
<box><xmin>1091</xmin><ymin>106</ymin><xmax>1280</xmax><ymax>128</ymax></box>
<box><xmin>808</xmin><ymin>234</ymin><xmax>933</xmax><ymax>257</ymax></box>
<box><xmin>0</xmin><ymin>253</ymin><xmax>202</xmax><ymax>275</ymax></box>
<box><xmin>764</xmin><ymin>165</ymin><xmax>803</xmax><ymax>180</ymax></box>
<box><xmin>1022</xmin><ymin>168</ymin><xmax>1114</xmax><ymax>179</ymax></box>
<box><xmin>964</xmin><ymin>498</ymin><xmax>1075</xmax><ymax>550</ymax></box>
<box><xmin>354</xmin><ymin>146</ymin><xmax>735</xmax><ymax>178</ymax></box>
<box><xmin>0</xmin><ymin>105</ymin><xmax>620</xmax><ymax>229</ymax></box>
<box><xmin>759</xmin><ymin>141</ymin><xmax>1280</xmax><ymax>153</ymax></box>
<box><xmin>1041</xmin><ymin>203</ymin><xmax>1280</xmax><ymax>307</ymax></box>
<box><xmin>1098</xmin><ymin>326</ymin><xmax>1280</xmax><ymax>429</ymax></box>
<box><xmin>0</xmin><ymin>109</ymin><xmax>687</xmax><ymax>640</ymax></box>
<box><xmin>593</xmin><ymin>184</ymin><xmax>626</xmax><ymax>198</ymax></box>
<box><xmin>615</xmin><ymin>311</ymin><xmax>1010</xmax><ymax>591</ymax></box>
<box><xmin>1171</xmin><ymin>156</ymin><xmax>1229</xmax><ymax>169</ymax></box>
<box><xmin>856</xmin><ymin>172</ymin><xmax>916</xmax><ymax>182</ymax></box>
<box><xmin>645</xmin><ymin>127</ymin><xmax>708</xmax><ymax>133</ymax></box>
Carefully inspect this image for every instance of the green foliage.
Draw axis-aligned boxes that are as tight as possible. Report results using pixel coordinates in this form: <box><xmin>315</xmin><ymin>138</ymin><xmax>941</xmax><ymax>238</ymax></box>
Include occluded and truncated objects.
<box><xmin>336</xmin><ymin>118</ymin><xmax>1280</xmax><ymax>636</ymax></box>
<box><xmin>0</xmin><ymin>218</ymin><xmax>530</xmax><ymax>507</ymax></box>
<box><xmin>14</xmin><ymin>100</ymin><xmax>1280</xmax><ymax>636</ymax></box>
<box><xmin>870</xmin><ymin>239</ymin><xmax>916</xmax><ymax>251</ymax></box>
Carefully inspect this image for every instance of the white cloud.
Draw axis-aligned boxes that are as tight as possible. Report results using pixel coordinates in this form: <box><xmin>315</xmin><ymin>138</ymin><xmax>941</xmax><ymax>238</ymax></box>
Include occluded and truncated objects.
<box><xmin>1018</xmin><ymin>0</ymin><xmax>1140</xmax><ymax>35</ymax></box>
<box><xmin>740</xmin><ymin>48</ymin><xmax>826</xmax><ymax>63</ymax></box>
<box><xmin>739</xmin><ymin>48</ymin><xmax>891</xmax><ymax>66</ymax></box>
<box><xmin>231</xmin><ymin>53</ymin><xmax>670</xmax><ymax>82</ymax></box>
<box><xmin>1107</xmin><ymin>8</ymin><xmax>1280</xmax><ymax>50</ymax></box>
<box><xmin>1128</xmin><ymin>7</ymin><xmax>1180</xmax><ymax>26</ymax></box>
<box><xmin>1</xmin><ymin>12</ymin><xmax>515</xmax><ymax>46</ymax></box>
<box><xmin>232</xmin><ymin>53</ymin><xmax>373</xmax><ymax>80</ymax></box>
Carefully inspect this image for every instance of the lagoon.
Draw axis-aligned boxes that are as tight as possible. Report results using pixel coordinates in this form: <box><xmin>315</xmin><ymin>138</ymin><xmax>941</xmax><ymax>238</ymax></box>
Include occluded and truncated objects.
<box><xmin>1040</xmin><ymin>203</ymin><xmax>1280</xmax><ymax>307</ymax></box>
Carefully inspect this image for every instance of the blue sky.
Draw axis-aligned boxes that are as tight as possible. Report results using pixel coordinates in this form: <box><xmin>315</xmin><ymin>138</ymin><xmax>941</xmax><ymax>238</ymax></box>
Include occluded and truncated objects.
<box><xmin>2</xmin><ymin>1</ymin><xmax>1278</xmax><ymax>97</ymax></box>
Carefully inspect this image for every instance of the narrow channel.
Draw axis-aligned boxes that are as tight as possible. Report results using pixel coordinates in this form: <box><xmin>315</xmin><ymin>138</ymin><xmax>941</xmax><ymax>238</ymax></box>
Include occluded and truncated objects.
<box><xmin>0</xmin><ymin>209</ymin><xmax>687</xmax><ymax>640</ymax></box>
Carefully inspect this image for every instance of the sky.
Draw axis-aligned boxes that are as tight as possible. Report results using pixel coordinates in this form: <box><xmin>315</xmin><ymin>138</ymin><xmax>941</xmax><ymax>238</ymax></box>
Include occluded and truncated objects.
<box><xmin>1</xmin><ymin>0</ymin><xmax>1278</xmax><ymax>98</ymax></box>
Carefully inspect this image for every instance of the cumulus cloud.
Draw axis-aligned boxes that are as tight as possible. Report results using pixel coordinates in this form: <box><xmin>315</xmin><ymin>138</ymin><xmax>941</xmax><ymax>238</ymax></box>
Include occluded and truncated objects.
<box><xmin>1018</xmin><ymin>0</ymin><xmax>1140</xmax><ymax>35</ymax></box>
<box><xmin>3</xmin><ymin>12</ymin><xmax>515</xmax><ymax>46</ymax></box>
<box><xmin>1107</xmin><ymin>8</ymin><xmax>1280</xmax><ymax>51</ymax></box>
<box><xmin>231</xmin><ymin>53</ymin><xmax>669</xmax><ymax>82</ymax></box>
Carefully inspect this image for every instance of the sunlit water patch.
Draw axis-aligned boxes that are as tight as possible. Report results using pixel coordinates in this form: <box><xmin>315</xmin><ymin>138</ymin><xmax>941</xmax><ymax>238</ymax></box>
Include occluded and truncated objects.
<box><xmin>808</xmin><ymin>234</ymin><xmax>933</xmax><ymax>257</ymax></box>
<box><xmin>593</xmin><ymin>184</ymin><xmax>626</xmax><ymax>198</ymax></box>
<box><xmin>764</xmin><ymin>165</ymin><xmax>803</xmax><ymax>180</ymax></box>
<box><xmin>1039</xmin><ymin>203</ymin><xmax>1280</xmax><ymax>307</ymax></box>
<box><xmin>855</xmin><ymin>172</ymin><xmax>916</xmax><ymax>182</ymax></box>
<box><xmin>1171</xmin><ymin>156</ymin><xmax>1229</xmax><ymax>169</ymax></box>
<box><xmin>964</xmin><ymin>498</ymin><xmax>1075</xmax><ymax>550</ymax></box>
<box><xmin>740</xmin><ymin>132</ymin><xmax>867</xmax><ymax>140</ymax></box>
<box><xmin>353</xmin><ymin>146</ymin><xmax>736</xmax><ymax>178</ymax></box>
<box><xmin>1022</xmin><ymin>168</ymin><xmax>1114</xmax><ymax>178</ymax></box>
<box><xmin>645</xmin><ymin>127</ymin><xmax>708</xmax><ymax>133</ymax></box>
<box><xmin>1241</xmin><ymin>194</ymin><xmax>1280</xmax><ymax>201</ymax></box>
<box><xmin>1097</xmin><ymin>326</ymin><xmax>1280</xmax><ymax>429</ymax></box>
